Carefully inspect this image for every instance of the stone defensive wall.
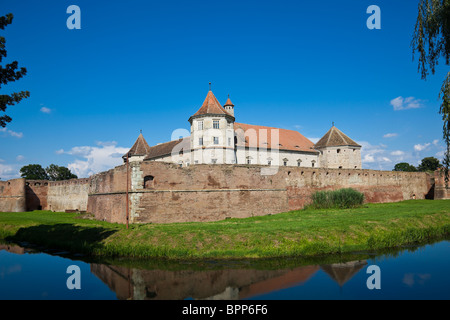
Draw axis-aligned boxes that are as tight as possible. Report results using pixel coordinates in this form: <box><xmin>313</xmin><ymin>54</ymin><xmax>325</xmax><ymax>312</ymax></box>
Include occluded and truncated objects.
<box><xmin>0</xmin><ymin>178</ymin><xmax>89</xmax><ymax>213</ymax></box>
<box><xmin>87</xmin><ymin>161</ymin><xmax>435</xmax><ymax>224</ymax></box>
<box><xmin>0</xmin><ymin>162</ymin><xmax>443</xmax><ymax>224</ymax></box>
<box><xmin>46</xmin><ymin>178</ymin><xmax>90</xmax><ymax>212</ymax></box>
<box><xmin>0</xmin><ymin>178</ymin><xmax>26</xmax><ymax>212</ymax></box>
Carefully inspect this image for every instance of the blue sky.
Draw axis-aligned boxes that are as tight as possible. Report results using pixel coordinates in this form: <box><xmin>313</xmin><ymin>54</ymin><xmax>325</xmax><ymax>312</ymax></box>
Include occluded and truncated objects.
<box><xmin>0</xmin><ymin>0</ymin><xmax>448</xmax><ymax>178</ymax></box>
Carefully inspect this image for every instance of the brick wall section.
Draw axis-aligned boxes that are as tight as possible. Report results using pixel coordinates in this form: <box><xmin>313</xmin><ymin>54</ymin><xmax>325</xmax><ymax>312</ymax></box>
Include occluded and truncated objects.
<box><xmin>0</xmin><ymin>178</ymin><xmax>26</xmax><ymax>212</ymax></box>
<box><xmin>87</xmin><ymin>166</ymin><xmax>128</xmax><ymax>223</ymax></box>
<box><xmin>87</xmin><ymin>161</ymin><xmax>433</xmax><ymax>224</ymax></box>
<box><xmin>434</xmin><ymin>169</ymin><xmax>450</xmax><ymax>200</ymax></box>
<box><xmin>47</xmin><ymin>179</ymin><xmax>90</xmax><ymax>212</ymax></box>
<box><xmin>25</xmin><ymin>180</ymin><xmax>49</xmax><ymax>210</ymax></box>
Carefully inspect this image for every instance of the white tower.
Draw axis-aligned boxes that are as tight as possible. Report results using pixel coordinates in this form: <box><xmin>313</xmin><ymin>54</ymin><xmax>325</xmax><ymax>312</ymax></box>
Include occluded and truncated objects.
<box><xmin>188</xmin><ymin>88</ymin><xmax>236</xmax><ymax>164</ymax></box>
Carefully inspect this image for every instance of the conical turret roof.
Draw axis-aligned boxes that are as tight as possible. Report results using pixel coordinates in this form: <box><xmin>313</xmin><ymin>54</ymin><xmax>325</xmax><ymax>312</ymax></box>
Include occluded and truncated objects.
<box><xmin>224</xmin><ymin>96</ymin><xmax>234</xmax><ymax>107</ymax></box>
<box><xmin>124</xmin><ymin>133</ymin><xmax>151</xmax><ymax>157</ymax></box>
<box><xmin>191</xmin><ymin>90</ymin><xmax>233</xmax><ymax>118</ymax></box>
<box><xmin>315</xmin><ymin>126</ymin><xmax>361</xmax><ymax>148</ymax></box>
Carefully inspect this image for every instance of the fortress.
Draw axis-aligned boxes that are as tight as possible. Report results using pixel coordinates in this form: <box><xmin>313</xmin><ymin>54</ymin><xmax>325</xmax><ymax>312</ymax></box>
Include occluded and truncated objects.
<box><xmin>0</xmin><ymin>89</ymin><xmax>448</xmax><ymax>224</ymax></box>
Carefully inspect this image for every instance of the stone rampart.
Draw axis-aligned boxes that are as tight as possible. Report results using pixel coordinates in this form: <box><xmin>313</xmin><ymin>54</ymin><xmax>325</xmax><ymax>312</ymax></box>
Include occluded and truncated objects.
<box><xmin>87</xmin><ymin>161</ymin><xmax>433</xmax><ymax>224</ymax></box>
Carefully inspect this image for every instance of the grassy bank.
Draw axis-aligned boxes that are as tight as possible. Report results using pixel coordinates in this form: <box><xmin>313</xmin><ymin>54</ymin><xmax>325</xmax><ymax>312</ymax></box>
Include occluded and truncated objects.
<box><xmin>0</xmin><ymin>200</ymin><xmax>449</xmax><ymax>260</ymax></box>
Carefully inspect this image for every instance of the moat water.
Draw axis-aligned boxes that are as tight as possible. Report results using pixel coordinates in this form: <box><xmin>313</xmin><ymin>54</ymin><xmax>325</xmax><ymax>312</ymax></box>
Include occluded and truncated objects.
<box><xmin>0</xmin><ymin>238</ymin><xmax>449</xmax><ymax>300</ymax></box>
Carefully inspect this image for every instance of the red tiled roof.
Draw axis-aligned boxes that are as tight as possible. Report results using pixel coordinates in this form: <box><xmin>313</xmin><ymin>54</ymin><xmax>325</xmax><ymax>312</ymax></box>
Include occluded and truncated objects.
<box><xmin>224</xmin><ymin>96</ymin><xmax>234</xmax><ymax>107</ymax></box>
<box><xmin>234</xmin><ymin>123</ymin><xmax>318</xmax><ymax>153</ymax></box>
<box><xmin>143</xmin><ymin>137</ymin><xmax>191</xmax><ymax>160</ymax></box>
<box><xmin>191</xmin><ymin>90</ymin><xmax>233</xmax><ymax>118</ymax></box>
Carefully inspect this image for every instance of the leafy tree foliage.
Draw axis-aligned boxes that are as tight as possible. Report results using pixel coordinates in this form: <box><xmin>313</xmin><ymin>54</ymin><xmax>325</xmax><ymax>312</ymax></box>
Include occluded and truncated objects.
<box><xmin>46</xmin><ymin>164</ymin><xmax>78</xmax><ymax>181</ymax></box>
<box><xmin>20</xmin><ymin>164</ymin><xmax>48</xmax><ymax>180</ymax></box>
<box><xmin>412</xmin><ymin>0</ymin><xmax>450</xmax><ymax>185</ymax></box>
<box><xmin>417</xmin><ymin>156</ymin><xmax>442</xmax><ymax>172</ymax></box>
<box><xmin>0</xmin><ymin>13</ymin><xmax>30</xmax><ymax>127</ymax></box>
<box><xmin>20</xmin><ymin>164</ymin><xmax>77</xmax><ymax>181</ymax></box>
<box><xmin>393</xmin><ymin>162</ymin><xmax>418</xmax><ymax>172</ymax></box>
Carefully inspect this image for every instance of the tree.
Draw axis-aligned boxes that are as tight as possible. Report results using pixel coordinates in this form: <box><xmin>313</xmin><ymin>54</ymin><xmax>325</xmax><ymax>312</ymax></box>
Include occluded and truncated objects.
<box><xmin>418</xmin><ymin>156</ymin><xmax>442</xmax><ymax>172</ymax></box>
<box><xmin>46</xmin><ymin>164</ymin><xmax>77</xmax><ymax>181</ymax></box>
<box><xmin>20</xmin><ymin>164</ymin><xmax>49</xmax><ymax>180</ymax></box>
<box><xmin>393</xmin><ymin>162</ymin><xmax>418</xmax><ymax>172</ymax></box>
<box><xmin>412</xmin><ymin>0</ymin><xmax>450</xmax><ymax>185</ymax></box>
<box><xmin>0</xmin><ymin>13</ymin><xmax>30</xmax><ymax>127</ymax></box>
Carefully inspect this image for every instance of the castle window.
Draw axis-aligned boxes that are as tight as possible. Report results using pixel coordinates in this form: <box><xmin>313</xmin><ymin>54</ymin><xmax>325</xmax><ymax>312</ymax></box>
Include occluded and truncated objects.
<box><xmin>268</xmin><ymin>160</ymin><xmax>271</xmax><ymax>165</ymax></box>
<box><xmin>337</xmin><ymin>149</ymin><xmax>341</xmax><ymax>153</ymax></box>
<box><xmin>199</xmin><ymin>137</ymin><xmax>203</xmax><ymax>146</ymax></box>
<box><xmin>198</xmin><ymin>121</ymin><xmax>203</xmax><ymax>130</ymax></box>
<box><xmin>213</xmin><ymin>120</ymin><xmax>220</xmax><ymax>129</ymax></box>
<box><xmin>311</xmin><ymin>160</ymin><xmax>316</xmax><ymax>168</ymax></box>
<box><xmin>283</xmin><ymin>158</ymin><xmax>288</xmax><ymax>166</ymax></box>
<box><xmin>211</xmin><ymin>159</ymin><xmax>217</xmax><ymax>164</ymax></box>
<box><xmin>213</xmin><ymin>137</ymin><xmax>219</xmax><ymax>145</ymax></box>
<box><xmin>228</xmin><ymin>137</ymin><xmax>231</xmax><ymax>146</ymax></box>
<box><xmin>297</xmin><ymin>159</ymin><xmax>302</xmax><ymax>167</ymax></box>
<box><xmin>144</xmin><ymin>175</ymin><xmax>154</xmax><ymax>189</ymax></box>
<box><xmin>339</xmin><ymin>166</ymin><xmax>343</xmax><ymax>169</ymax></box>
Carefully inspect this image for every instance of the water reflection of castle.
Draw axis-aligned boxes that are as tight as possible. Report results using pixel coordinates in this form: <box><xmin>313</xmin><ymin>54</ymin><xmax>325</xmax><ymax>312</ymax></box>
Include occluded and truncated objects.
<box><xmin>91</xmin><ymin>260</ymin><xmax>367</xmax><ymax>300</ymax></box>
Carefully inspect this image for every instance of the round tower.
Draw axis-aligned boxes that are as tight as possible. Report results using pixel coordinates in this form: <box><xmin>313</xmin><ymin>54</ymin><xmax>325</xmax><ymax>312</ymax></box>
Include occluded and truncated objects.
<box><xmin>223</xmin><ymin>95</ymin><xmax>235</xmax><ymax>117</ymax></box>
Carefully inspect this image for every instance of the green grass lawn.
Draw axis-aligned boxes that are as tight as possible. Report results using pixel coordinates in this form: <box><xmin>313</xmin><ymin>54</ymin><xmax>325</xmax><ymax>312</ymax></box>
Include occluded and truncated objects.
<box><xmin>0</xmin><ymin>200</ymin><xmax>449</xmax><ymax>260</ymax></box>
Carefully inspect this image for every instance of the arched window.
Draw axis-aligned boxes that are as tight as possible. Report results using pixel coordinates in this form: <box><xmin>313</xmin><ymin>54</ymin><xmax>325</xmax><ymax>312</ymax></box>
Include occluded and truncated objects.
<box><xmin>144</xmin><ymin>175</ymin><xmax>154</xmax><ymax>189</ymax></box>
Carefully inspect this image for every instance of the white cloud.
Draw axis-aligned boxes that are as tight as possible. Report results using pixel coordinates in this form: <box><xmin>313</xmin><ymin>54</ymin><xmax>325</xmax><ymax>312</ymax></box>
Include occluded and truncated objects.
<box><xmin>391</xmin><ymin>150</ymin><xmax>404</xmax><ymax>156</ymax></box>
<box><xmin>16</xmin><ymin>155</ymin><xmax>25</xmax><ymax>162</ymax></box>
<box><xmin>390</xmin><ymin>96</ymin><xmax>423</xmax><ymax>111</ymax></box>
<box><xmin>363</xmin><ymin>154</ymin><xmax>375</xmax><ymax>163</ymax></box>
<box><xmin>432</xmin><ymin>139</ymin><xmax>439</xmax><ymax>146</ymax></box>
<box><xmin>383</xmin><ymin>133</ymin><xmax>398</xmax><ymax>138</ymax></box>
<box><xmin>60</xmin><ymin>141</ymin><xmax>128</xmax><ymax>178</ymax></box>
<box><xmin>0</xmin><ymin>127</ymin><xmax>23</xmax><ymax>138</ymax></box>
<box><xmin>40</xmin><ymin>107</ymin><xmax>51</xmax><ymax>114</ymax></box>
<box><xmin>0</xmin><ymin>163</ymin><xmax>20</xmax><ymax>180</ymax></box>
<box><xmin>414</xmin><ymin>143</ymin><xmax>431</xmax><ymax>152</ymax></box>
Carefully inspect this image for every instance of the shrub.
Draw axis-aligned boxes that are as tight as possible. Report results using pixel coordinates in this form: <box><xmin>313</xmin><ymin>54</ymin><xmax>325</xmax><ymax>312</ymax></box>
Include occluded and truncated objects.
<box><xmin>309</xmin><ymin>188</ymin><xmax>365</xmax><ymax>209</ymax></box>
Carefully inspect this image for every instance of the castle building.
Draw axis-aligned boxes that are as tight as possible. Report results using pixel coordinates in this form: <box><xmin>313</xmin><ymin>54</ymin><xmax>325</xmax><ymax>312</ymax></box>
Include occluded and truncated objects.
<box><xmin>124</xmin><ymin>89</ymin><xmax>362</xmax><ymax>169</ymax></box>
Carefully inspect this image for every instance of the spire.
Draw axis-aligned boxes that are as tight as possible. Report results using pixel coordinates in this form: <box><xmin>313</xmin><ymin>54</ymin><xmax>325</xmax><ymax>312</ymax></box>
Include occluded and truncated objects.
<box><xmin>190</xmin><ymin>90</ymin><xmax>234</xmax><ymax>118</ymax></box>
<box><xmin>224</xmin><ymin>94</ymin><xmax>234</xmax><ymax>107</ymax></box>
<box><xmin>124</xmin><ymin>132</ymin><xmax>151</xmax><ymax>158</ymax></box>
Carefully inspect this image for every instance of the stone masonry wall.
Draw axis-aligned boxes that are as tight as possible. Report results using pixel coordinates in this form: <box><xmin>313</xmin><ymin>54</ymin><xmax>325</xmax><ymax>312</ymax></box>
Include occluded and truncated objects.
<box><xmin>434</xmin><ymin>169</ymin><xmax>450</xmax><ymax>200</ymax></box>
<box><xmin>87</xmin><ymin>161</ymin><xmax>433</xmax><ymax>224</ymax></box>
<box><xmin>25</xmin><ymin>180</ymin><xmax>49</xmax><ymax>211</ymax></box>
<box><xmin>47</xmin><ymin>179</ymin><xmax>90</xmax><ymax>212</ymax></box>
<box><xmin>0</xmin><ymin>178</ymin><xmax>26</xmax><ymax>212</ymax></box>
